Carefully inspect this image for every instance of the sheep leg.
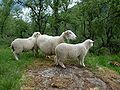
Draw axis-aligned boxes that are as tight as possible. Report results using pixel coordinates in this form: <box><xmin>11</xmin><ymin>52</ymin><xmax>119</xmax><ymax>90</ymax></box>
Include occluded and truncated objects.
<box><xmin>31</xmin><ymin>48</ymin><xmax>37</xmax><ymax>56</ymax></box>
<box><xmin>81</xmin><ymin>56</ymin><xmax>85</xmax><ymax>67</ymax></box>
<box><xmin>54</xmin><ymin>56</ymin><xmax>58</xmax><ymax>65</ymax></box>
<box><xmin>58</xmin><ymin>60</ymin><xmax>66</xmax><ymax>69</ymax></box>
<box><xmin>78</xmin><ymin>55</ymin><xmax>85</xmax><ymax>67</ymax></box>
<box><xmin>13</xmin><ymin>52</ymin><xmax>19</xmax><ymax>60</ymax></box>
<box><xmin>46</xmin><ymin>56</ymin><xmax>51</xmax><ymax>58</ymax></box>
<box><xmin>78</xmin><ymin>56</ymin><xmax>82</xmax><ymax>66</ymax></box>
<box><xmin>59</xmin><ymin>62</ymin><xmax>66</xmax><ymax>68</ymax></box>
<box><xmin>79</xmin><ymin>59</ymin><xmax>82</xmax><ymax>66</ymax></box>
<box><xmin>35</xmin><ymin>49</ymin><xmax>39</xmax><ymax>54</ymax></box>
<box><xmin>32</xmin><ymin>45</ymin><xmax>39</xmax><ymax>57</ymax></box>
<box><xmin>56</xmin><ymin>55</ymin><xmax>66</xmax><ymax>68</ymax></box>
<box><xmin>34</xmin><ymin>47</ymin><xmax>39</xmax><ymax>56</ymax></box>
<box><xmin>33</xmin><ymin>49</ymin><xmax>37</xmax><ymax>56</ymax></box>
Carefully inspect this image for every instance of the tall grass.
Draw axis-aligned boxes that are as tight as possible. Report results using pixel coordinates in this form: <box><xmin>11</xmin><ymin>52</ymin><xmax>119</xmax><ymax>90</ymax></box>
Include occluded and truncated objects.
<box><xmin>0</xmin><ymin>46</ymin><xmax>35</xmax><ymax>90</ymax></box>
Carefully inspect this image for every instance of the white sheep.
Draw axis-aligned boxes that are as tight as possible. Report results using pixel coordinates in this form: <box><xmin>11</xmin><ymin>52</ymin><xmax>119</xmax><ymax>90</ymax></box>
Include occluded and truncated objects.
<box><xmin>54</xmin><ymin>39</ymin><xmax>94</xmax><ymax>68</ymax></box>
<box><xmin>11</xmin><ymin>32</ymin><xmax>41</xmax><ymax>60</ymax></box>
<box><xmin>36</xmin><ymin>30</ymin><xmax>77</xmax><ymax>55</ymax></box>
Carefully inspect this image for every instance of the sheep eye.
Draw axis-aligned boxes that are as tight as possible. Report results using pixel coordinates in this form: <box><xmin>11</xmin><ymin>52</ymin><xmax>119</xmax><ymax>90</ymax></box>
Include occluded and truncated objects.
<box><xmin>68</xmin><ymin>32</ymin><xmax>71</xmax><ymax>34</ymax></box>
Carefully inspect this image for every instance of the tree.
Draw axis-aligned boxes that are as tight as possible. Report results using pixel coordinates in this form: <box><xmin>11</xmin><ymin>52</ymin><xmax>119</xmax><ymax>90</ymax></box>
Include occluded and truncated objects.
<box><xmin>0</xmin><ymin>0</ymin><xmax>14</xmax><ymax>38</ymax></box>
<box><xmin>16</xmin><ymin>0</ymin><xmax>49</xmax><ymax>34</ymax></box>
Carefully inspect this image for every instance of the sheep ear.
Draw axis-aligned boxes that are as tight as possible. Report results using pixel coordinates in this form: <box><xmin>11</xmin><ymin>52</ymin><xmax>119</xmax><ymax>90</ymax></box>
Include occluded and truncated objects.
<box><xmin>33</xmin><ymin>33</ymin><xmax>38</xmax><ymax>37</ymax></box>
<box><xmin>64</xmin><ymin>31</ymin><xmax>69</xmax><ymax>36</ymax></box>
<box><xmin>90</xmin><ymin>40</ymin><xmax>94</xmax><ymax>43</ymax></box>
<box><xmin>35</xmin><ymin>32</ymin><xmax>41</xmax><ymax>37</ymax></box>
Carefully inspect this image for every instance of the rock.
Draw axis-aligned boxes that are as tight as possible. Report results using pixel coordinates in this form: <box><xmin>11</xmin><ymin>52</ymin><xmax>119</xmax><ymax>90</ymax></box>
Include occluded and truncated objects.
<box><xmin>21</xmin><ymin>61</ymin><xmax>120</xmax><ymax>90</ymax></box>
<box><xmin>89</xmin><ymin>87</ymin><xmax>100</xmax><ymax>90</ymax></box>
<box><xmin>21</xmin><ymin>66</ymin><xmax>119</xmax><ymax>90</ymax></box>
<box><xmin>51</xmin><ymin>75</ymin><xmax>73</xmax><ymax>89</ymax></box>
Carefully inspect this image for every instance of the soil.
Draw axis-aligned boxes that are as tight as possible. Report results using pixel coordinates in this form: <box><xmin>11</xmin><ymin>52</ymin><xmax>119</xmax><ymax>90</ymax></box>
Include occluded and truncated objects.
<box><xmin>21</xmin><ymin>59</ymin><xmax>120</xmax><ymax>90</ymax></box>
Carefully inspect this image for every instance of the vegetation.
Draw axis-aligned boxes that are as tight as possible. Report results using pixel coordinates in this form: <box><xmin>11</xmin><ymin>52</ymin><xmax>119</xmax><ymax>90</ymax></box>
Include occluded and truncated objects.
<box><xmin>86</xmin><ymin>54</ymin><xmax>120</xmax><ymax>74</ymax></box>
<box><xmin>0</xmin><ymin>0</ymin><xmax>120</xmax><ymax>54</ymax></box>
<box><xmin>0</xmin><ymin>47</ymin><xmax>120</xmax><ymax>90</ymax></box>
<box><xmin>0</xmin><ymin>47</ymin><xmax>35</xmax><ymax>90</ymax></box>
<box><xmin>0</xmin><ymin>0</ymin><xmax>120</xmax><ymax>89</ymax></box>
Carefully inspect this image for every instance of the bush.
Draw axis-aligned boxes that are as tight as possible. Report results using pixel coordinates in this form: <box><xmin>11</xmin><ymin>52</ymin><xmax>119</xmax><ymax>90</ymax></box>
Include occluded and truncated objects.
<box><xmin>97</xmin><ymin>47</ymin><xmax>110</xmax><ymax>55</ymax></box>
<box><xmin>109</xmin><ymin>39</ymin><xmax>120</xmax><ymax>54</ymax></box>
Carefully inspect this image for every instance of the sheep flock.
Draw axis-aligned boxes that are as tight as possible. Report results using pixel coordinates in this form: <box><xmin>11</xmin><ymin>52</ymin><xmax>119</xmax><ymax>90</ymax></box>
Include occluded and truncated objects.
<box><xmin>11</xmin><ymin>30</ymin><xmax>94</xmax><ymax>68</ymax></box>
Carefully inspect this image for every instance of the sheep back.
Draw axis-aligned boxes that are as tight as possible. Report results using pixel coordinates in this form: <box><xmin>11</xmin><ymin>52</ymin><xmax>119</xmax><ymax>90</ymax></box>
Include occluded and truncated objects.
<box><xmin>37</xmin><ymin>35</ymin><xmax>64</xmax><ymax>55</ymax></box>
<box><xmin>11</xmin><ymin>38</ymin><xmax>35</xmax><ymax>52</ymax></box>
<box><xmin>55</xmin><ymin>43</ymin><xmax>87</xmax><ymax>60</ymax></box>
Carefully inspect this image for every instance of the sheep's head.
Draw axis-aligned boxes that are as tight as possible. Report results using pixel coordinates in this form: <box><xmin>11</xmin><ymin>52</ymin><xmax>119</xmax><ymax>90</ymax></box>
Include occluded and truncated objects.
<box><xmin>89</xmin><ymin>39</ymin><xmax>94</xmax><ymax>47</ymax></box>
<box><xmin>63</xmin><ymin>30</ymin><xmax>76</xmax><ymax>40</ymax></box>
<box><xmin>85</xmin><ymin>39</ymin><xmax>94</xmax><ymax>48</ymax></box>
<box><xmin>32</xmin><ymin>32</ymin><xmax>41</xmax><ymax>38</ymax></box>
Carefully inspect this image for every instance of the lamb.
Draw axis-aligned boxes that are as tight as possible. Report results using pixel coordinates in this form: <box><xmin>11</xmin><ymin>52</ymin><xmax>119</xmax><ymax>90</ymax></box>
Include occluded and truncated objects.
<box><xmin>54</xmin><ymin>39</ymin><xmax>94</xmax><ymax>68</ymax></box>
<box><xmin>36</xmin><ymin>30</ymin><xmax>77</xmax><ymax>55</ymax></box>
<box><xmin>11</xmin><ymin>32</ymin><xmax>41</xmax><ymax>60</ymax></box>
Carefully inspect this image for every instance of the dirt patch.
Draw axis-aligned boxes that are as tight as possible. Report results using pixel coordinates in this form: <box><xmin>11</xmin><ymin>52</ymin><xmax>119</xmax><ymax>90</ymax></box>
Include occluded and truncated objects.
<box><xmin>94</xmin><ymin>67</ymin><xmax>120</xmax><ymax>90</ymax></box>
<box><xmin>21</xmin><ymin>59</ymin><xmax>120</xmax><ymax>90</ymax></box>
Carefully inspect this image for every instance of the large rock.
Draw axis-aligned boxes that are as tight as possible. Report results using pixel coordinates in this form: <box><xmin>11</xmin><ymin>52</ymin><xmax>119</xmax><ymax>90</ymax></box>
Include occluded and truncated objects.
<box><xmin>21</xmin><ymin>65</ymin><xmax>120</xmax><ymax>90</ymax></box>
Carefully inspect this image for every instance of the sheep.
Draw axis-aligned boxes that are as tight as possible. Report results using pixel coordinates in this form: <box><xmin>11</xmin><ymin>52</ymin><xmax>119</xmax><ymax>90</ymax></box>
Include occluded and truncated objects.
<box><xmin>11</xmin><ymin>32</ymin><xmax>41</xmax><ymax>60</ymax></box>
<box><xmin>54</xmin><ymin>39</ymin><xmax>94</xmax><ymax>68</ymax></box>
<box><xmin>36</xmin><ymin>30</ymin><xmax>77</xmax><ymax>56</ymax></box>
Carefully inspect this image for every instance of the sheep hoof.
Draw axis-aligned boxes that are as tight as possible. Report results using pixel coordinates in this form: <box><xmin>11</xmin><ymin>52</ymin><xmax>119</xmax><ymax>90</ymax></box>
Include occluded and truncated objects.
<box><xmin>16</xmin><ymin>58</ymin><xmax>19</xmax><ymax>61</ymax></box>
<box><xmin>62</xmin><ymin>65</ymin><xmax>66</xmax><ymax>69</ymax></box>
<box><xmin>15</xmin><ymin>57</ymin><xmax>19</xmax><ymax>61</ymax></box>
<box><xmin>83</xmin><ymin>65</ymin><xmax>85</xmax><ymax>67</ymax></box>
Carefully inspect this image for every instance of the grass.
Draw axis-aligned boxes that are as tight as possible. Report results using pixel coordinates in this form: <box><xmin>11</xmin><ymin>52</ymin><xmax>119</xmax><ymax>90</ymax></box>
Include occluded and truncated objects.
<box><xmin>85</xmin><ymin>54</ymin><xmax>120</xmax><ymax>74</ymax></box>
<box><xmin>0</xmin><ymin>46</ymin><xmax>120</xmax><ymax>90</ymax></box>
<box><xmin>0</xmin><ymin>46</ymin><xmax>36</xmax><ymax>90</ymax></box>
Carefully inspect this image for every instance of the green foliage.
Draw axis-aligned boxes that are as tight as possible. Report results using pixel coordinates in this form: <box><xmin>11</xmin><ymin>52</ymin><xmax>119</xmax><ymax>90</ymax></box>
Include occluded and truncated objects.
<box><xmin>0</xmin><ymin>47</ymin><xmax>35</xmax><ymax>90</ymax></box>
<box><xmin>86</xmin><ymin>54</ymin><xmax>120</xmax><ymax>74</ymax></box>
<box><xmin>97</xmin><ymin>47</ymin><xmax>110</xmax><ymax>55</ymax></box>
<box><xmin>109</xmin><ymin>38</ymin><xmax>120</xmax><ymax>54</ymax></box>
<box><xmin>0</xmin><ymin>0</ymin><xmax>120</xmax><ymax>54</ymax></box>
<box><xmin>65</xmin><ymin>0</ymin><xmax>120</xmax><ymax>54</ymax></box>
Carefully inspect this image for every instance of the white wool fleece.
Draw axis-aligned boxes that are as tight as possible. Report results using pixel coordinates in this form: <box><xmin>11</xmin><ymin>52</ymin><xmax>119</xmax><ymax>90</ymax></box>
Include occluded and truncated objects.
<box><xmin>54</xmin><ymin>39</ymin><xmax>94</xmax><ymax>68</ymax></box>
